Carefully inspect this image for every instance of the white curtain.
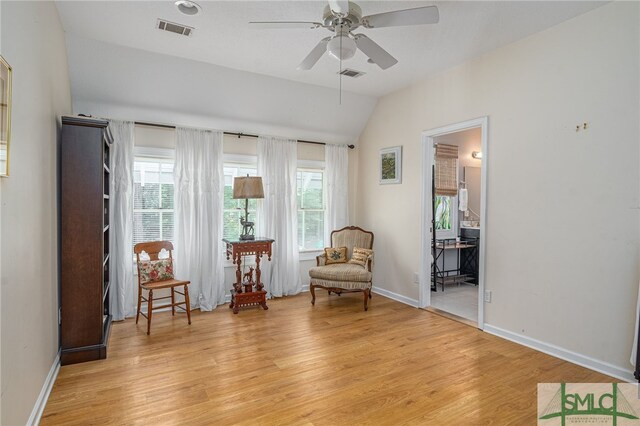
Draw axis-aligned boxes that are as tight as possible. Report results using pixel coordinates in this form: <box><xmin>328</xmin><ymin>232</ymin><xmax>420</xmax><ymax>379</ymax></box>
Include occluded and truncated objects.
<box><xmin>174</xmin><ymin>127</ymin><xmax>226</xmax><ymax>311</ymax></box>
<box><xmin>108</xmin><ymin>120</ymin><xmax>136</xmax><ymax>321</ymax></box>
<box><xmin>257</xmin><ymin>136</ymin><xmax>302</xmax><ymax>297</ymax></box>
<box><xmin>325</xmin><ymin>144</ymin><xmax>350</xmax><ymax>243</ymax></box>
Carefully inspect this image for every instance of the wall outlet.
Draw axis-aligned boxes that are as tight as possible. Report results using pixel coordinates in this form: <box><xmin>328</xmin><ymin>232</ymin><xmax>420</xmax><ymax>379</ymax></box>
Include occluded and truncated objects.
<box><xmin>413</xmin><ymin>272</ymin><xmax>419</xmax><ymax>284</ymax></box>
<box><xmin>484</xmin><ymin>290</ymin><xmax>492</xmax><ymax>303</ymax></box>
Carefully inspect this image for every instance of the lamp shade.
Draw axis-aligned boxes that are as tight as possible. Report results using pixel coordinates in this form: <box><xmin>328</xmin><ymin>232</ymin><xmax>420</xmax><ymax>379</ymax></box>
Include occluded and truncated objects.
<box><xmin>233</xmin><ymin>176</ymin><xmax>264</xmax><ymax>199</ymax></box>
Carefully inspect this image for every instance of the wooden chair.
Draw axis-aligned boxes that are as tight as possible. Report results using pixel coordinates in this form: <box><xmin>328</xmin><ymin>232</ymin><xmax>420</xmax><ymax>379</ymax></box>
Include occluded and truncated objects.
<box><xmin>308</xmin><ymin>226</ymin><xmax>374</xmax><ymax>311</ymax></box>
<box><xmin>134</xmin><ymin>241</ymin><xmax>191</xmax><ymax>335</ymax></box>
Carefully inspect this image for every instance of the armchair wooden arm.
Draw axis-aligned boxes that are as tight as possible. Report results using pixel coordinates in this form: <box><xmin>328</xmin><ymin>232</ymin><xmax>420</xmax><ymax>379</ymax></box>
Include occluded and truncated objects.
<box><xmin>365</xmin><ymin>256</ymin><xmax>373</xmax><ymax>272</ymax></box>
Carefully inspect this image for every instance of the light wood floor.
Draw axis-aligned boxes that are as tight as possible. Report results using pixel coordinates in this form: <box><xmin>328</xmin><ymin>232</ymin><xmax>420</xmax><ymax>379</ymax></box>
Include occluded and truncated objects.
<box><xmin>42</xmin><ymin>293</ymin><xmax>615</xmax><ymax>425</ymax></box>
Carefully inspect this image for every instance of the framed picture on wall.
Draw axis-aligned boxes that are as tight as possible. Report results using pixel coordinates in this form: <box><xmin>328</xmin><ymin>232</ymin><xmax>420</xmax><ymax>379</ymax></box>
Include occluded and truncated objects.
<box><xmin>0</xmin><ymin>55</ymin><xmax>12</xmax><ymax>177</ymax></box>
<box><xmin>379</xmin><ymin>146</ymin><xmax>402</xmax><ymax>184</ymax></box>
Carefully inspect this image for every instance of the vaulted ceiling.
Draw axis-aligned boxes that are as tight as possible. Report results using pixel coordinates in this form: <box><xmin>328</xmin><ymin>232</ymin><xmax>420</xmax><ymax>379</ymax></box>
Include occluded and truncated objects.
<box><xmin>56</xmin><ymin>1</ymin><xmax>606</xmax><ymax>142</ymax></box>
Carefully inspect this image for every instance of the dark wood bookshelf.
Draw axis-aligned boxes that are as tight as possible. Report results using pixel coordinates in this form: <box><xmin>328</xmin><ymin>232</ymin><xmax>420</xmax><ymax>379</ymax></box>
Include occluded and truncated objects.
<box><xmin>59</xmin><ymin>116</ymin><xmax>113</xmax><ymax>365</ymax></box>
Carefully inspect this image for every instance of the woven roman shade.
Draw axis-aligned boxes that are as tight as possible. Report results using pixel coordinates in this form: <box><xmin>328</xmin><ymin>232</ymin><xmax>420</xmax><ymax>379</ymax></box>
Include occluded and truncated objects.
<box><xmin>434</xmin><ymin>144</ymin><xmax>458</xmax><ymax>196</ymax></box>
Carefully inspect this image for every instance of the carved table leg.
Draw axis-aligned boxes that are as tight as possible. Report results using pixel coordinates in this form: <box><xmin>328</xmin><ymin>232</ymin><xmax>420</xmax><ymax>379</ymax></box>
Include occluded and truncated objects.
<box><xmin>234</xmin><ymin>254</ymin><xmax>243</xmax><ymax>294</ymax></box>
<box><xmin>231</xmin><ymin>252</ymin><xmax>241</xmax><ymax>312</ymax></box>
<box><xmin>255</xmin><ymin>253</ymin><xmax>263</xmax><ymax>292</ymax></box>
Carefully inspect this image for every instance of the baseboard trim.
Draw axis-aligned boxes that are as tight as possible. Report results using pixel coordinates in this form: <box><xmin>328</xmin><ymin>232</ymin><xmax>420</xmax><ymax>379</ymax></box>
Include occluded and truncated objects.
<box><xmin>372</xmin><ymin>287</ymin><xmax>420</xmax><ymax>308</ymax></box>
<box><xmin>27</xmin><ymin>351</ymin><xmax>60</xmax><ymax>426</ymax></box>
<box><xmin>484</xmin><ymin>324</ymin><xmax>635</xmax><ymax>383</ymax></box>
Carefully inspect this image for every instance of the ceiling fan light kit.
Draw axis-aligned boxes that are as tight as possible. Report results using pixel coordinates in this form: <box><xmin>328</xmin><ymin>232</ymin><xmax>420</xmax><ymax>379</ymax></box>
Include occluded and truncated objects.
<box><xmin>327</xmin><ymin>32</ymin><xmax>357</xmax><ymax>61</ymax></box>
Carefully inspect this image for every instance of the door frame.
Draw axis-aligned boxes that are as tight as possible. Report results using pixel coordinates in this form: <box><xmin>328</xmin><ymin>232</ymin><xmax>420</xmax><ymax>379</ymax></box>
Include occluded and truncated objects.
<box><xmin>419</xmin><ymin>117</ymin><xmax>488</xmax><ymax>329</ymax></box>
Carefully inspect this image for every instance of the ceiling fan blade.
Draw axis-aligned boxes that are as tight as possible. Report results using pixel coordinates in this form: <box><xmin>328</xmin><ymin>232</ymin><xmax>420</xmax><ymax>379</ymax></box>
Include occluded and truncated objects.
<box><xmin>249</xmin><ymin>21</ymin><xmax>322</xmax><ymax>29</ymax></box>
<box><xmin>298</xmin><ymin>37</ymin><xmax>331</xmax><ymax>70</ymax></box>
<box><xmin>353</xmin><ymin>34</ymin><xmax>397</xmax><ymax>70</ymax></box>
<box><xmin>328</xmin><ymin>0</ymin><xmax>349</xmax><ymax>16</ymax></box>
<box><xmin>362</xmin><ymin>5</ymin><xmax>439</xmax><ymax>28</ymax></box>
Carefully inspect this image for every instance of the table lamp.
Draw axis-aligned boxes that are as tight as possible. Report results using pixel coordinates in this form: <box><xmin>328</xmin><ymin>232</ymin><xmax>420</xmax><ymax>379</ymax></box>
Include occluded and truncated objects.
<box><xmin>232</xmin><ymin>176</ymin><xmax>264</xmax><ymax>240</ymax></box>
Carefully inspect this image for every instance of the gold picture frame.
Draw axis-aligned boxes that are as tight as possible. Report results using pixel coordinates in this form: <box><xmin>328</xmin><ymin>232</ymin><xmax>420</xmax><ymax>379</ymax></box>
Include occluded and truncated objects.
<box><xmin>0</xmin><ymin>55</ymin><xmax>12</xmax><ymax>177</ymax></box>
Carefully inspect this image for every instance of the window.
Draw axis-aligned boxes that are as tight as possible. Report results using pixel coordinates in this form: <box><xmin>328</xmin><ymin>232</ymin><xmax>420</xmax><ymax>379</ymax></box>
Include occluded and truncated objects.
<box><xmin>133</xmin><ymin>159</ymin><xmax>175</xmax><ymax>245</ymax></box>
<box><xmin>434</xmin><ymin>143</ymin><xmax>459</xmax><ymax>239</ymax></box>
<box><xmin>223</xmin><ymin>164</ymin><xmax>257</xmax><ymax>240</ymax></box>
<box><xmin>434</xmin><ymin>196</ymin><xmax>452</xmax><ymax>231</ymax></box>
<box><xmin>434</xmin><ymin>195</ymin><xmax>457</xmax><ymax>239</ymax></box>
<box><xmin>221</xmin><ymin>160</ymin><xmax>326</xmax><ymax>252</ymax></box>
<box><xmin>297</xmin><ymin>169</ymin><xmax>324</xmax><ymax>251</ymax></box>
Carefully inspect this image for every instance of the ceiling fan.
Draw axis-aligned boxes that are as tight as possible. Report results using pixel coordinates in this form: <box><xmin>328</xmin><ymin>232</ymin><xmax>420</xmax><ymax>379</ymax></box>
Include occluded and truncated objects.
<box><xmin>250</xmin><ymin>0</ymin><xmax>439</xmax><ymax>71</ymax></box>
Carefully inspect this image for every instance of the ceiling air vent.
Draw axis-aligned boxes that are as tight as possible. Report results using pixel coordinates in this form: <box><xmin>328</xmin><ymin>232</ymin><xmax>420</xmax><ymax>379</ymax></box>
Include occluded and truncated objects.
<box><xmin>338</xmin><ymin>69</ymin><xmax>365</xmax><ymax>78</ymax></box>
<box><xmin>157</xmin><ymin>19</ymin><xmax>194</xmax><ymax>37</ymax></box>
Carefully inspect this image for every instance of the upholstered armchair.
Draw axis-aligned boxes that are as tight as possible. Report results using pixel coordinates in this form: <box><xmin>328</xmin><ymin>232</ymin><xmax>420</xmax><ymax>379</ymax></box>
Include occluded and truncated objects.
<box><xmin>308</xmin><ymin>226</ymin><xmax>374</xmax><ymax>311</ymax></box>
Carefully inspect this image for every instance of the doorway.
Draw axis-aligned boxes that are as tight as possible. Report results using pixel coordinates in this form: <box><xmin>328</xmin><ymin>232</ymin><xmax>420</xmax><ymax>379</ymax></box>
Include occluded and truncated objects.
<box><xmin>419</xmin><ymin>117</ymin><xmax>488</xmax><ymax>329</ymax></box>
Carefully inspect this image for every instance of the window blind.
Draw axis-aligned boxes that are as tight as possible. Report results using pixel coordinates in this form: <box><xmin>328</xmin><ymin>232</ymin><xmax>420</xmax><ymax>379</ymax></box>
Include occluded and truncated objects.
<box><xmin>297</xmin><ymin>169</ymin><xmax>325</xmax><ymax>250</ymax></box>
<box><xmin>133</xmin><ymin>160</ymin><xmax>175</xmax><ymax>245</ymax></box>
<box><xmin>434</xmin><ymin>144</ymin><xmax>459</xmax><ymax>196</ymax></box>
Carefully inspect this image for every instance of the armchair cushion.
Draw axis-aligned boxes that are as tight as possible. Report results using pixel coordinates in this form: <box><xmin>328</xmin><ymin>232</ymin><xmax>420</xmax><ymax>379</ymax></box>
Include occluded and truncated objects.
<box><xmin>324</xmin><ymin>247</ymin><xmax>348</xmax><ymax>265</ymax></box>
<box><xmin>310</xmin><ymin>279</ymin><xmax>371</xmax><ymax>291</ymax></box>
<box><xmin>138</xmin><ymin>258</ymin><xmax>174</xmax><ymax>284</ymax></box>
<box><xmin>348</xmin><ymin>247</ymin><xmax>374</xmax><ymax>268</ymax></box>
<box><xmin>309</xmin><ymin>263</ymin><xmax>372</xmax><ymax>283</ymax></box>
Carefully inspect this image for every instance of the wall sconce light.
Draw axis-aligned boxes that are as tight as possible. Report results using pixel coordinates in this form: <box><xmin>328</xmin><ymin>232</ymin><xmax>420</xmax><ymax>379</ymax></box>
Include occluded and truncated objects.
<box><xmin>472</xmin><ymin>151</ymin><xmax>482</xmax><ymax>159</ymax></box>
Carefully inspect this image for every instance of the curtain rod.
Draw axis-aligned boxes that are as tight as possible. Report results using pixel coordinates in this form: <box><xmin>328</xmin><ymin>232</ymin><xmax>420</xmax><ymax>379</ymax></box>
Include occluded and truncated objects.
<box><xmin>134</xmin><ymin>121</ymin><xmax>355</xmax><ymax>149</ymax></box>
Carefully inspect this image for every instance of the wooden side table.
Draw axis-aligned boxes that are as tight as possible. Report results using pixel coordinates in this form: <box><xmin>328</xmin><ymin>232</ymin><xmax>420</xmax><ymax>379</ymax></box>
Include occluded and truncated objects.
<box><xmin>223</xmin><ymin>237</ymin><xmax>274</xmax><ymax>314</ymax></box>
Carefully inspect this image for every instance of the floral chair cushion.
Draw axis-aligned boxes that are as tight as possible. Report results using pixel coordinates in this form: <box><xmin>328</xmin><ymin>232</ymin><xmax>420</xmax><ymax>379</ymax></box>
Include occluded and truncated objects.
<box><xmin>138</xmin><ymin>258</ymin><xmax>174</xmax><ymax>284</ymax></box>
<box><xmin>324</xmin><ymin>247</ymin><xmax>348</xmax><ymax>265</ymax></box>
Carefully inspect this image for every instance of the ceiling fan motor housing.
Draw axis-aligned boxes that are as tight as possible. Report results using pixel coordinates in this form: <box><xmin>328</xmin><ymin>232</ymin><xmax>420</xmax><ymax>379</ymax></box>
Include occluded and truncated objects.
<box><xmin>323</xmin><ymin>3</ymin><xmax>362</xmax><ymax>31</ymax></box>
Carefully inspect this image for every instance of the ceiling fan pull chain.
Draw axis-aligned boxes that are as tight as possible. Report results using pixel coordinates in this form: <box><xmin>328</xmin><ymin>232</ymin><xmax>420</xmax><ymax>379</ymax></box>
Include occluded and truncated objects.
<box><xmin>339</xmin><ymin>33</ymin><xmax>342</xmax><ymax>105</ymax></box>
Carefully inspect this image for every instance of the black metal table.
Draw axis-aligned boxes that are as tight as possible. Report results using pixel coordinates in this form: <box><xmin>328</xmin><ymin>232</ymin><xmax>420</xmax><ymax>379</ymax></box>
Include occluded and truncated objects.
<box><xmin>431</xmin><ymin>237</ymin><xmax>479</xmax><ymax>292</ymax></box>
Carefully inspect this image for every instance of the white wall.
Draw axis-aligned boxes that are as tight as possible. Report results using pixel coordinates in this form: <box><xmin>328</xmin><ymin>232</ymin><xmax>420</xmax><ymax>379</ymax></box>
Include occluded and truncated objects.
<box><xmin>357</xmin><ymin>2</ymin><xmax>639</xmax><ymax>373</ymax></box>
<box><xmin>66</xmin><ymin>35</ymin><xmax>377</xmax><ymax>146</ymax></box>
<box><xmin>0</xmin><ymin>2</ymin><xmax>72</xmax><ymax>424</ymax></box>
